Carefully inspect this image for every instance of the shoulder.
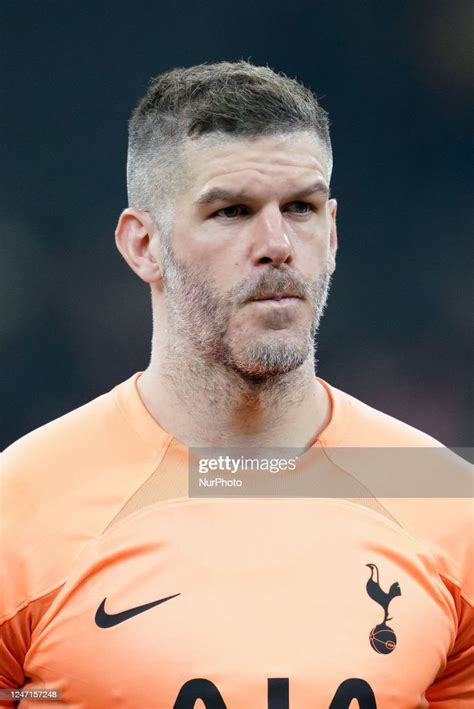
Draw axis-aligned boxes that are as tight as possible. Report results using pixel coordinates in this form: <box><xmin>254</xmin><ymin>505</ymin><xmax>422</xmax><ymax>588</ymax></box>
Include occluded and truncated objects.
<box><xmin>1</xmin><ymin>382</ymin><xmax>119</xmax><ymax>550</ymax></box>
<box><xmin>1</xmin><ymin>372</ymin><xmax>163</xmax><ymax>533</ymax></box>
<box><xmin>2</xmin><ymin>385</ymin><xmax>118</xmax><ymax>495</ymax></box>
<box><xmin>318</xmin><ymin>379</ymin><xmax>473</xmax><ymax>605</ymax></box>
<box><xmin>319</xmin><ymin>379</ymin><xmax>443</xmax><ymax>447</ymax></box>
<box><xmin>0</xmin><ymin>388</ymin><xmax>107</xmax><ymax>623</ymax></box>
<box><xmin>0</xmin><ymin>377</ymin><xmax>155</xmax><ymax>621</ymax></box>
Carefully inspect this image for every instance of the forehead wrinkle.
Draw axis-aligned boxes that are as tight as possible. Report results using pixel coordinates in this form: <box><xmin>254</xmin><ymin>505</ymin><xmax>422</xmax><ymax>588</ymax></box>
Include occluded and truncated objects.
<box><xmin>183</xmin><ymin>133</ymin><xmax>331</xmax><ymax>192</ymax></box>
<box><xmin>197</xmin><ymin>155</ymin><xmax>326</xmax><ymax>182</ymax></box>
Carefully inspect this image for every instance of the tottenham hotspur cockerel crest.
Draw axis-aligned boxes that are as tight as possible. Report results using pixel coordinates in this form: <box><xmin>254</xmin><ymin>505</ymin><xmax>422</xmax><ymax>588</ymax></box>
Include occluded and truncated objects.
<box><xmin>366</xmin><ymin>563</ymin><xmax>401</xmax><ymax>655</ymax></box>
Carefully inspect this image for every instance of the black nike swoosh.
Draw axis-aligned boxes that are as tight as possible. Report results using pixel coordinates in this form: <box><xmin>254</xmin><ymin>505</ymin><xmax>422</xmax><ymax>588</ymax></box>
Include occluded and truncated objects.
<box><xmin>95</xmin><ymin>593</ymin><xmax>181</xmax><ymax>628</ymax></box>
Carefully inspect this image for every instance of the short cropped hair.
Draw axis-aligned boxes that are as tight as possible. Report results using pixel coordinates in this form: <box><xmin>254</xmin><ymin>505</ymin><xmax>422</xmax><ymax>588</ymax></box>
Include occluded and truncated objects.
<box><xmin>127</xmin><ymin>61</ymin><xmax>332</xmax><ymax>228</ymax></box>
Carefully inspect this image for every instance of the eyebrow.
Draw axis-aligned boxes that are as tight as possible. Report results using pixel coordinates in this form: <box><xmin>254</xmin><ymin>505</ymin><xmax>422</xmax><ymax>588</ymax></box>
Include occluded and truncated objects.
<box><xmin>194</xmin><ymin>180</ymin><xmax>329</xmax><ymax>208</ymax></box>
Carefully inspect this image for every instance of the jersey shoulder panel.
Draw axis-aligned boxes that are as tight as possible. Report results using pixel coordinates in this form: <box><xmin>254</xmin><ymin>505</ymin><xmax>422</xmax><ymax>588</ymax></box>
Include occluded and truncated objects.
<box><xmin>319</xmin><ymin>380</ymin><xmax>444</xmax><ymax>447</ymax></box>
<box><xmin>319</xmin><ymin>382</ymin><xmax>473</xmax><ymax>603</ymax></box>
<box><xmin>0</xmin><ymin>374</ymin><xmax>165</xmax><ymax>623</ymax></box>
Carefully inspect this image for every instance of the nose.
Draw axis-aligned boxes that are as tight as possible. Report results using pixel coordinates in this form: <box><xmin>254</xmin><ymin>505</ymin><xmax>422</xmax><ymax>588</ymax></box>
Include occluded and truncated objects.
<box><xmin>250</xmin><ymin>204</ymin><xmax>293</xmax><ymax>267</ymax></box>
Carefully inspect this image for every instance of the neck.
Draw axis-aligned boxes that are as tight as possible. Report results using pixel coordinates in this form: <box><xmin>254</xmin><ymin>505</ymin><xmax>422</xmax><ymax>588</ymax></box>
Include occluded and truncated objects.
<box><xmin>137</xmin><ymin>341</ymin><xmax>331</xmax><ymax>450</ymax></box>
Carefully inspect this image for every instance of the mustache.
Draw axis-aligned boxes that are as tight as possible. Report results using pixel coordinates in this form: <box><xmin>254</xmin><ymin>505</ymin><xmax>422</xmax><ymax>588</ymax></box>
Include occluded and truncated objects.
<box><xmin>230</xmin><ymin>270</ymin><xmax>313</xmax><ymax>304</ymax></box>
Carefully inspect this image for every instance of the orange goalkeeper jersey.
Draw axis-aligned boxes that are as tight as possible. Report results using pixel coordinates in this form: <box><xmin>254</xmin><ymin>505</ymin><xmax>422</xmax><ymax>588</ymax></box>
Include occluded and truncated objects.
<box><xmin>1</xmin><ymin>372</ymin><xmax>472</xmax><ymax>708</ymax></box>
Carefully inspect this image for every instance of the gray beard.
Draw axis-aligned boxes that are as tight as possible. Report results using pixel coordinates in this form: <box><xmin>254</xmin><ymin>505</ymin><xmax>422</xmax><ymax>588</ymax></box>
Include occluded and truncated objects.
<box><xmin>159</xmin><ymin>240</ymin><xmax>332</xmax><ymax>383</ymax></box>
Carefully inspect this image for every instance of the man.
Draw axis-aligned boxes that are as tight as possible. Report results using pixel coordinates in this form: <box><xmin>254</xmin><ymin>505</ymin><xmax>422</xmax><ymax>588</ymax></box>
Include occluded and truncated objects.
<box><xmin>1</xmin><ymin>62</ymin><xmax>472</xmax><ymax>708</ymax></box>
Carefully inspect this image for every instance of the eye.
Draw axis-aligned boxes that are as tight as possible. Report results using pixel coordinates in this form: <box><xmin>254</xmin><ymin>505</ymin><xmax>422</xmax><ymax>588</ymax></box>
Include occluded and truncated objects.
<box><xmin>214</xmin><ymin>205</ymin><xmax>247</xmax><ymax>219</ymax></box>
<box><xmin>285</xmin><ymin>201</ymin><xmax>313</xmax><ymax>214</ymax></box>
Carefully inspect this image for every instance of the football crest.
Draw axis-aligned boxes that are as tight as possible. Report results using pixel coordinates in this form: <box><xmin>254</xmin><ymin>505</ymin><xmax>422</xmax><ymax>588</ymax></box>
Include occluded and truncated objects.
<box><xmin>366</xmin><ymin>563</ymin><xmax>401</xmax><ymax>655</ymax></box>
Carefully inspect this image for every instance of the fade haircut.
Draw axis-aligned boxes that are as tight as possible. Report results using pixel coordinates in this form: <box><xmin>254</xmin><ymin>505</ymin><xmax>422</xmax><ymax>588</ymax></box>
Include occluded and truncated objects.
<box><xmin>127</xmin><ymin>61</ymin><xmax>332</xmax><ymax>231</ymax></box>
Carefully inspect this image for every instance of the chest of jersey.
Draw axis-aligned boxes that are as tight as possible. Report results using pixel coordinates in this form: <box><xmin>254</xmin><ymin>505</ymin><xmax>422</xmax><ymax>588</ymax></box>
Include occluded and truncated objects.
<box><xmin>24</xmin><ymin>499</ymin><xmax>454</xmax><ymax>708</ymax></box>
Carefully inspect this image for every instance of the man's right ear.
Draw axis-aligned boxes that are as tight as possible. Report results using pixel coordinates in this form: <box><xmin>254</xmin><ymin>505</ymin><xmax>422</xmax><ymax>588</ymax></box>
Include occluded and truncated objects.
<box><xmin>114</xmin><ymin>208</ymin><xmax>163</xmax><ymax>283</ymax></box>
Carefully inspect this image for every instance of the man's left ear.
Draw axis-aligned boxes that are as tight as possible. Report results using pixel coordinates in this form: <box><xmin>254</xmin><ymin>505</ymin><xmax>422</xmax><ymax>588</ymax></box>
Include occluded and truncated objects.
<box><xmin>328</xmin><ymin>198</ymin><xmax>338</xmax><ymax>274</ymax></box>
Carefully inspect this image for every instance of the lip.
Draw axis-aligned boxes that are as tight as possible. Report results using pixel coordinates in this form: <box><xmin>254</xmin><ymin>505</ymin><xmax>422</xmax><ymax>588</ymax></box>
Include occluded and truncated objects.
<box><xmin>251</xmin><ymin>293</ymin><xmax>301</xmax><ymax>301</ymax></box>
<box><xmin>250</xmin><ymin>296</ymin><xmax>301</xmax><ymax>305</ymax></box>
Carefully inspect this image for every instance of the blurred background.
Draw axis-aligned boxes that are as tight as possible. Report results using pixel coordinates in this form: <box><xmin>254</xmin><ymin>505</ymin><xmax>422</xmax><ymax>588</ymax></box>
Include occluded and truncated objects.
<box><xmin>2</xmin><ymin>0</ymin><xmax>472</xmax><ymax>449</ymax></box>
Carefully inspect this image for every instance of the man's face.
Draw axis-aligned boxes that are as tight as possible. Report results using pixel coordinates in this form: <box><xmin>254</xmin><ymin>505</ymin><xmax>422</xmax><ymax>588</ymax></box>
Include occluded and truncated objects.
<box><xmin>157</xmin><ymin>131</ymin><xmax>337</xmax><ymax>380</ymax></box>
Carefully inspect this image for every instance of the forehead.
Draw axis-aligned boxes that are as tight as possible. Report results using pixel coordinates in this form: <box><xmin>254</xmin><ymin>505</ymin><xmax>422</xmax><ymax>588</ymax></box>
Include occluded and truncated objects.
<box><xmin>181</xmin><ymin>131</ymin><xmax>331</xmax><ymax>200</ymax></box>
